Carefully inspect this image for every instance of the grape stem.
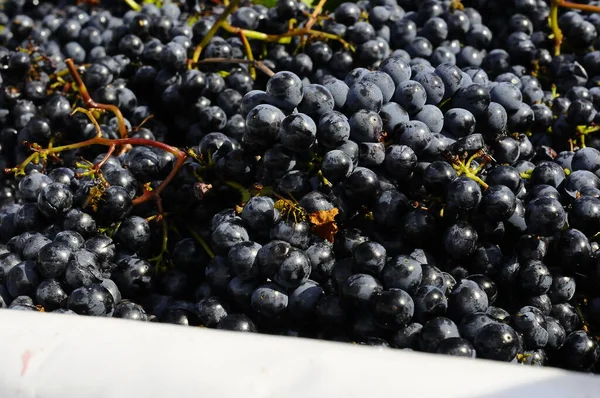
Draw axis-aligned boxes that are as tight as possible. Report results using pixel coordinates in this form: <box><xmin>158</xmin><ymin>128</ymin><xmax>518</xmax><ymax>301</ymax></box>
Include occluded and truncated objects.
<box><xmin>50</xmin><ymin>64</ymin><xmax>90</xmax><ymax>80</ymax></box>
<box><xmin>550</xmin><ymin>0</ymin><xmax>600</xmax><ymax>56</ymax></box>
<box><xmin>193</xmin><ymin>57</ymin><xmax>275</xmax><ymax>77</ymax></box>
<box><xmin>123</xmin><ymin>0</ymin><xmax>142</xmax><ymax>11</ymax></box>
<box><xmin>187</xmin><ymin>225</ymin><xmax>216</xmax><ymax>259</ymax></box>
<box><xmin>239</xmin><ymin>31</ymin><xmax>256</xmax><ymax>80</ymax></box>
<box><xmin>191</xmin><ymin>0</ymin><xmax>242</xmax><ymax>63</ymax></box>
<box><xmin>447</xmin><ymin>152</ymin><xmax>490</xmax><ymax>189</ymax></box>
<box><xmin>148</xmin><ymin>198</ymin><xmax>171</xmax><ymax>272</ymax></box>
<box><xmin>65</xmin><ymin>59</ymin><xmax>128</xmax><ymax>139</ymax></box>
<box><xmin>550</xmin><ymin>0</ymin><xmax>563</xmax><ymax>56</ymax></box>
<box><xmin>221</xmin><ymin>22</ymin><xmax>354</xmax><ymax>50</ymax></box>
<box><xmin>520</xmin><ymin>169</ymin><xmax>533</xmax><ymax>179</ymax></box>
<box><xmin>190</xmin><ymin>0</ymin><xmax>353</xmax><ymax>67</ymax></box>
<box><xmin>576</xmin><ymin>125</ymin><xmax>600</xmax><ymax>149</ymax></box>
<box><xmin>5</xmin><ymin>135</ymin><xmax>188</xmax><ymax>208</ymax></box>
<box><xmin>224</xmin><ymin>180</ymin><xmax>252</xmax><ymax>203</ymax></box>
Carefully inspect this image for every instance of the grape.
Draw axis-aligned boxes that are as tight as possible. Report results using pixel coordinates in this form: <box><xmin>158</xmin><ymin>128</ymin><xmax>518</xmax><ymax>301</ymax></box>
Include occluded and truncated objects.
<box><xmin>279</xmin><ymin>113</ymin><xmax>317</xmax><ymax>152</ymax></box>
<box><xmin>372</xmin><ymin>288</ymin><xmax>414</xmax><ymax>328</ymax></box>
<box><xmin>395</xmin><ymin>120</ymin><xmax>432</xmax><ymax>155</ymax></box>
<box><xmin>444</xmin><ymin>108</ymin><xmax>475</xmax><ymax>137</ymax></box>
<box><xmin>345</xmin><ymin>68</ymin><xmax>370</xmax><ymax>87</ymax></box>
<box><xmin>474</xmin><ymin>323</ymin><xmax>519</xmax><ymax>362</ymax></box>
<box><xmin>343</xmin><ymin>167</ymin><xmax>381</xmax><ymax>205</ymax></box>
<box><xmin>526</xmin><ymin>197</ymin><xmax>567</xmax><ymax>236</ymax></box>
<box><xmin>419</xmin><ymin>317</ymin><xmax>460</xmax><ymax>353</ymax></box>
<box><xmin>272</xmin><ymin>247</ymin><xmax>311</xmax><ymax>289</ymax></box>
<box><xmin>484</xmin><ymin>102</ymin><xmax>508</xmax><ymax>135</ymax></box>
<box><xmin>391</xmin><ymin>19</ymin><xmax>418</xmax><ymax>49</ymax></box>
<box><xmin>18</xmin><ymin>172</ymin><xmax>52</xmax><ymax>202</ymax></box>
<box><xmin>384</xmin><ymin>144</ymin><xmax>416</xmax><ymax>180</ymax></box>
<box><xmin>394</xmin><ymin>80</ymin><xmax>427</xmax><ymax>115</ymax></box>
<box><xmin>160</xmin><ymin>42</ymin><xmax>187</xmax><ymax>72</ymax></box>
<box><xmin>414</xmin><ymin>286</ymin><xmax>447</xmax><ymax>323</ymax></box>
<box><xmin>317</xmin><ymin>111</ymin><xmax>350</xmax><ymax>148</ymax></box>
<box><xmin>379</xmin><ymin>56</ymin><xmax>411</xmax><ymax>85</ymax></box>
<box><xmin>67</xmin><ymin>284</ymin><xmax>114</xmax><ymax>316</ymax></box>
<box><xmin>360</xmin><ymin>71</ymin><xmax>395</xmax><ymax>104</ymax></box>
<box><xmin>443</xmin><ymin>221</ymin><xmax>479</xmax><ymax>259</ymax></box>
<box><xmin>452</xmin><ymin>83</ymin><xmax>490</xmax><ymax>116</ymax></box>
<box><xmin>346</xmin><ymin>80</ymin><xmax>384</xmax><ymax>113</ymax></box>
<box><xmin>113</xmin><ymin>300</ymin><xmax>148</xmax><ymax>321</ymax></box>
<box><xmin>481</xmin><ymin>185</ymin><xmax>516</xmax><ymax>221</ymax></box>
<box><xmin>297</xmin><ymin>84</ymin><xmax>335</xmax><ymax>118</ymax></box>
<box><xmin>322</xmin><ymin>77</ymin><xmax>349</xmax><ymax>110</ymax></box>
<box><xmin>113</xmin><ymin>216</ymin><xmax>150</xmax><ymax>253</ymax></box>
<box><xmin>459</xmin><ymin>312</ymin><xmax>498</xmax><ymax>342</ymax></box>
<box><xmin>558</xmin><ymin>331</ymin><xmax>600</xmax><ymax>371</ymax></box>
<box><xmin>334</xmin><ymin>2</ymin><xmax>361</xmax><ymax>25</ymax></box>
<box><xmin>244</xmin><ymin>104</ymin><xmax>285</xmax><ymax>148</ymax></box>
<box><xmin>321</xmin><ymin>150</ymin><xmax>353</xmax><ymax>184</ymax></box>
<box><xmin>37</xmin><ymin>182</ymin><xmax>73</xmax><ymax>218</ymax></box>
<box><xmin>413</xmin><ymin>71</ymin><xmax>445</xmax><ymax>105</ymax></box>
<box><xmin>266</xmin><ymin>71</ymin><xmax>303</xmax><ymax>111</ymax></box>
<box><xmin>414</xmin><ymin>104</ymin><xmax>444</xmax><ymax>134</ymax></box>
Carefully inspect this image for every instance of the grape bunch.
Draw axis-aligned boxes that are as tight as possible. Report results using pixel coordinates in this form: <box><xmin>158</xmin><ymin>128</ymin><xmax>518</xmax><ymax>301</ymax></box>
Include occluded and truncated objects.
<box><xmin>2</xmin><ymin>0</ymin><xmax>600</xmax><ymax>373</ymax></box>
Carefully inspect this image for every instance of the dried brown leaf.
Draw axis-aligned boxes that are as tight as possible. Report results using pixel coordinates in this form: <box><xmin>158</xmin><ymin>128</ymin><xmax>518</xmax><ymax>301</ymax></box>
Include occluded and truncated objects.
<box><xmin>309</xmin><ymin>208</ymin><xmax>339</xmax><ymax>243</ymax></box>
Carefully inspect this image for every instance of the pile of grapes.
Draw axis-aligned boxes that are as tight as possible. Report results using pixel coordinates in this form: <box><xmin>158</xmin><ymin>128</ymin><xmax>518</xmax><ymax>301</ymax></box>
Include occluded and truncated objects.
<box><xmin>3</xmin><ymin>0</ymin><xmax>600</xmax><ymax>372</ymax></box>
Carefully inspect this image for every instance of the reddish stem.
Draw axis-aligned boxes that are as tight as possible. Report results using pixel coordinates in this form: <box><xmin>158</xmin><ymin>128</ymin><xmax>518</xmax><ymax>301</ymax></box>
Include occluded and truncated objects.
<box><xmin>132</xmin><ymin>153</ymin><xmax>187</xmax><ymax>206</ymax></box>
<box><xmin>93</xmin><ymin>144</ymin><xmax>116</xmax><ymax>173</ymax></box>
<box><xmin>65</xmin><ymin>59</ymin><xmax>128</xmax><ymax>139</ymax></box>
<box><xmin>6</xmin><ymin>136</ymin><xmax>188</xmax><ymax>208</ymax></box>
<box><xmin>305</xmin><ymin>0</ymin><xmax>327</xmax><ymax>30</ymax></box>
<box><xmin>558</xmin><ymin>0</ymin><xmax>600</xmax><ymax>12</ymax></box>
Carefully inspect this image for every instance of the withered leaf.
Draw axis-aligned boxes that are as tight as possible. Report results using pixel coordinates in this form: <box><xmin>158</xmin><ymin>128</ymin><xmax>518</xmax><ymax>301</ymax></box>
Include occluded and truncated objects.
<box><xmin>309</xmin><ymin>208</ymin><xmax>339</xmax><ymax>243</ymax></box>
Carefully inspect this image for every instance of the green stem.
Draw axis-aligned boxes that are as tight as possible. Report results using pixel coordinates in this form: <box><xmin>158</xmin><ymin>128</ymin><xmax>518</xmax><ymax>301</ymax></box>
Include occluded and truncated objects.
<box><xmin>224</xmin><ymin>180</ymin><xmax>251</xmax><ymax>203</ymax></box>
<box><xmin>123</xmin><ymin>0</ymin><xmax>142</xmax><ymax>11</ymax></box>
<box><xmin>452</xmin><ymin>163</ymin><xmax>489</xmax><ymax>189</ymax></box>
<box><xmin>520</xmin><ymin>169</ymin><xmax>533</xmax><ymax>179</ymax></box>
<box><xmin>221</xmin><ymin>23</ymin><xmax>353</xmax><ymax>49</ymax></box>
<box><xmin>187</xmin><ymin>226</ymin><xmax>215</xmax><ymax>259</ymax></box>
<box><xmin>239</xmin><ymin>31</ymin><xmax>256</xmax><ymax>80</ymax></box>
<box><xmin>550</xmin><ymin>0</ymin><xmax>562</xmax><ymax>55</ymax></box>
<box><xmin>192</xmin><ymin>0</ymin><xmax>242</xmax><ymax>63</ymax></box>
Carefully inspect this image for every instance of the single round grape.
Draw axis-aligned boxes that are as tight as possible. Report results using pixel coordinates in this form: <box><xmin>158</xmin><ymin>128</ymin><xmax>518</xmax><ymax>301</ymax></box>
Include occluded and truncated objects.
<box><xmin>266</xmin><ymin>71</ymin><xmax>304</xmax><ymax>111</ymax></box>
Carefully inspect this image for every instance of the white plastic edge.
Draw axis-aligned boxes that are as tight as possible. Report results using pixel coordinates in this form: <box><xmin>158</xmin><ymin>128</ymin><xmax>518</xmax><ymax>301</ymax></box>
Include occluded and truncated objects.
<box><xmin>1</xmin><ymin>310</ymin><xmax>600</xmax><ymax>398</ymax></box>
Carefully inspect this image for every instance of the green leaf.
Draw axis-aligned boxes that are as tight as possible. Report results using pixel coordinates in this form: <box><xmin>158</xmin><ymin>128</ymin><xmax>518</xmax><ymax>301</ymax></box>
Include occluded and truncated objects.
<box><xmin>322</xmin><ymin>0</ymin><xmax>345</xmax><ymax>11</ymax></box>
<box><xmin>252</xmin><ymin>0</ymin><xmax>278</xmax><ymax>8</ymax></box>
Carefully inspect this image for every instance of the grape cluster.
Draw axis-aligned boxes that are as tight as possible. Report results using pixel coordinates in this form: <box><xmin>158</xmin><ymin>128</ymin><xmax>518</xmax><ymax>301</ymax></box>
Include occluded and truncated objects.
<box><xmin>2</xmin><ymin>0</ymin><xmax>600</xmax><ymax>373</ymax></box>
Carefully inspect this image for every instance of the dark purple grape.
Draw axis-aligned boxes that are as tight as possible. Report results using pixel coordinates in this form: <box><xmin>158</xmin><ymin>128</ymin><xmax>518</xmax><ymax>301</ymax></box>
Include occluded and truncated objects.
<box><xmin>526</xmin><ymin>197</ymin><xmax>567</xmax><ymax>237</ymax></box>
<box><xmin>557</xmin><ymin>331</ymin><xmax>599</xmax><ymax>371</ymax></box>
<box><xmin>113</xmin><ymin>300</ymin><xmax>148</xmax><ymax>321</ymax></box>
<box><xmin>217</xmin><ymin>314</ymin><xmax>257</xmax><ymax>332</ymax></box>
<box><xmin>251</xmin><ymin>282</ymin><xmax>288</xmax><ymax>318</ymax></box>
<box><xmin>474</xmin><ymin>323</ymin><xmax>519</xmax><ymax>362</ymax></box>
<box><xmin>394</xmin><ymin>80</ymin><xmax>427</xmax><ymax>115</ymax></box>
<box><xmin>279</xmin><ymin>113</ymin><xmax>316</xmax><ymax>152</ymax></box>
<box><xmin>419</xmin><ymin>317</ymin><xmax>460</xmax><ymax>353</ymax></box>
<box><xmin>266</xmin><ymin>71</ymin><xmax>303</xmax><ymax>111</ymax></box>
<box><xmin>68</xmin><ymin>283</ymin><xmax>114</xmax><ymax>316</ymax></box>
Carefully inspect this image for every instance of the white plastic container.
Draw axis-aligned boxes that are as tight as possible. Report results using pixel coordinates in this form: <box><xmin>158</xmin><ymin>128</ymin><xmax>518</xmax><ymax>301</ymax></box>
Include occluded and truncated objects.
<box><xmin>1</xmin><ymin>310</ymin><xmax>600</xmax><ymax>398</ymax></box>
